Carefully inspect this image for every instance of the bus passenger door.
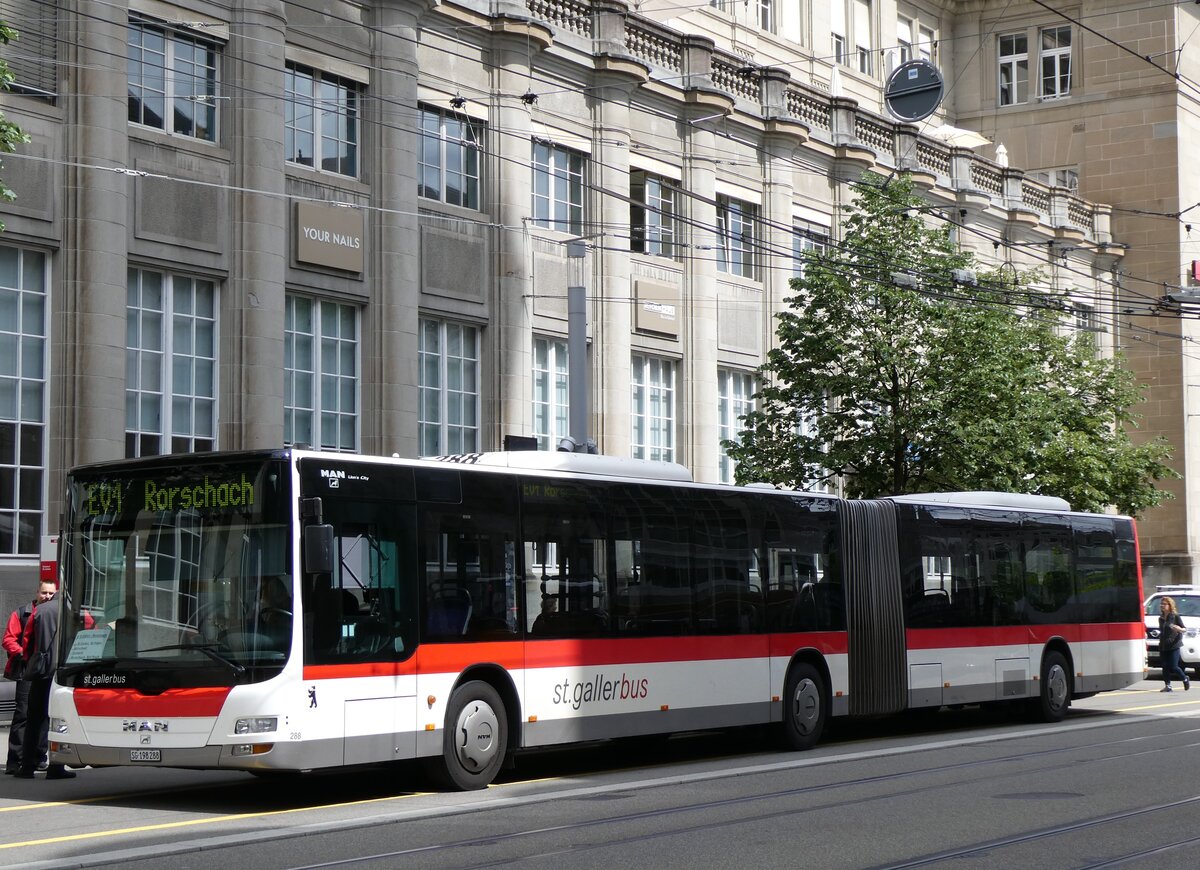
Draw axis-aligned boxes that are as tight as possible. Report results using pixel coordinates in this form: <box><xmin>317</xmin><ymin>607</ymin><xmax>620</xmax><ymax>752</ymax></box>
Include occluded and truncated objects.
<box><xmin>301</xmin><ymin>486</ymin><xmax>419</xmax><ymax>766</ymax></box>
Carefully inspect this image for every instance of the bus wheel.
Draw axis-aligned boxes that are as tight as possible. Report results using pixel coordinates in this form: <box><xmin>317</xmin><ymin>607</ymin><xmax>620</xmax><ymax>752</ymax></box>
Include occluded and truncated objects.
<box><xmin>781</xmin><ymin>663</ymin><xmax>826</xmax><ymax>750</ymax></box>
<box><xmin>429</xmin><ymin>680</ymin><xmax>508</xmax><ymax>790</ymax></box>
<box><xmin>1034</xmin><ymin>651</ymin><xmax>1071</xmax><ymax>723</ymax></box>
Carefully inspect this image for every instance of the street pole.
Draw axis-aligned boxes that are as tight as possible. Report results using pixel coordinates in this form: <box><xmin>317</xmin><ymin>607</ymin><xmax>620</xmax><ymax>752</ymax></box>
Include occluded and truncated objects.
<box><xmin>568</xmin><ymin>284</ymin><xmax>588</xmax><ymax>451</ymax></box>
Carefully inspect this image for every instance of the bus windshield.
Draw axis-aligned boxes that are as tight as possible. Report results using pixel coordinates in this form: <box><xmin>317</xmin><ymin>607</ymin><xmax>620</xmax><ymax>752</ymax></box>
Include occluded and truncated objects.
<box><xmin>58</xmin><ymin>457</ymin><xmax>291</xmax><ymax>688</ymax></box>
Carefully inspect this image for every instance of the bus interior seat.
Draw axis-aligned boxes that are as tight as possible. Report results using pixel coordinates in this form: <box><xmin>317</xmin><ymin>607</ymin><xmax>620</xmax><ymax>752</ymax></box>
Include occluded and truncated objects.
<box><xmin>426</xmin><ymin>586</ymin><xmax>473</xmax><ymax>636</ymax></box>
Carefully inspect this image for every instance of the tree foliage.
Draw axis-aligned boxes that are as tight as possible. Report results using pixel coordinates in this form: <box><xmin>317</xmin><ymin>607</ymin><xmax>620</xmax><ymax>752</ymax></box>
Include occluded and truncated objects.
<box><xmin>0</xmin><ymin>22</ymin><xmax>31</xmax><ymax>231</ymax></box>
<box><xmin>725</xmin><ymin>172</ymin><xmax>1176</xmax><ymax>516</ymax></box>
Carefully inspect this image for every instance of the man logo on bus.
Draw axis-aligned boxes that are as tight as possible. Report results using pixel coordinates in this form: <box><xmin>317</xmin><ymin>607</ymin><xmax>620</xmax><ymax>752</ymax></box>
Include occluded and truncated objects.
<box><xmin>308</xmin><ymin>686</ymin><xmax>318</xmax><ymax>708</ymax></box>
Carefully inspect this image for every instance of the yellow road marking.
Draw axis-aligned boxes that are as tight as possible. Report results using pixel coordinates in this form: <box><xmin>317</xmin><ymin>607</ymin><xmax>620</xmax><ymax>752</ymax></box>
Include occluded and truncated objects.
<box><xmin>0</xmin><ymin>790</ymin><xmax>432</xmax><ymax>850</ymax></box>
<box><xmin>1116</xmin><ymin>699</ymin><xmax>1200</xmax><ymax>712</ymax></box>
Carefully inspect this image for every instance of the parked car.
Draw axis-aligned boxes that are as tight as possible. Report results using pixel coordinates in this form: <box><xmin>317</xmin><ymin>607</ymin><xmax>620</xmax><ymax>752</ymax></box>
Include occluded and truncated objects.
<box><xmin>1145</xmin><ymin>586</ymin><xmax>1200</xmax><ymax>676</ymax></box>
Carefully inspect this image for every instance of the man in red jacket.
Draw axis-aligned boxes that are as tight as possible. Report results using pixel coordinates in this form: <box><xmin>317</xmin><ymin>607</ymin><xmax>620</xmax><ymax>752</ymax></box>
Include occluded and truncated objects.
<box><xmin>4</xmin><ymin>579</ymin><xmax>55</xmax><ymax>775</ymax></box>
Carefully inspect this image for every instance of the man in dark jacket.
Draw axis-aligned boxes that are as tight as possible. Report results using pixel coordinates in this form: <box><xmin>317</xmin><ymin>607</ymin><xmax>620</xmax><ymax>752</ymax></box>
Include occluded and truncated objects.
<box><xmin>14</xmin><ymin>584</ymin><xmax>75</xmax><ymax>780</ymax></box>
<box><xmin>4</xmin><ymin>579</ymin><xmax>54</xmax><ymax>775</ymax></box>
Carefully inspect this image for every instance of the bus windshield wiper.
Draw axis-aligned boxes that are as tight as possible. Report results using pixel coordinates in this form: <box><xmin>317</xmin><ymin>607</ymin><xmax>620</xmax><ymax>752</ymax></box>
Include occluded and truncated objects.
<box><xmin>138</xmin><ymin>644</ymin><xmax>247</xmax><ymax>676</ymax></box>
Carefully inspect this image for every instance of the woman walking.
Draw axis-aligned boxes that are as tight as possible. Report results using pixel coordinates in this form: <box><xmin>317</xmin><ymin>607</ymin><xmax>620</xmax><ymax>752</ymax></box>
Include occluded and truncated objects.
<box><xmin>1159</xmin><ymin>596</ymin><xmax>1191</xmax><ymax>692</ymax></box>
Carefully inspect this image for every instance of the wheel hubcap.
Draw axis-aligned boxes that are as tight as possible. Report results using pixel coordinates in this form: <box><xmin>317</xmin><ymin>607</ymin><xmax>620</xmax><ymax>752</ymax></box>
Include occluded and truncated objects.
<box><xmin>455</xmin><ymin>699</ymin><xmax>500</xmax><ymax>773</ymax></box>
<box><xmin>792</xmin><ymin>678</ymin><xmax>820</xmax><ymax>735</ymax></box>
<box><xmin>1047</xmin><ymin>663</ymin><xmax>1068</xmax><ymax>710</ymax></box>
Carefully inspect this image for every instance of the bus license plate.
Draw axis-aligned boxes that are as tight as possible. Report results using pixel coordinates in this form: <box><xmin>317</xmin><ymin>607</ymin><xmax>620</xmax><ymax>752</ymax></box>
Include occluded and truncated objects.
<box><xmin>130</xmin><ymin>749</ymin><xmax>161</xmax><ymax>762</ymax></box>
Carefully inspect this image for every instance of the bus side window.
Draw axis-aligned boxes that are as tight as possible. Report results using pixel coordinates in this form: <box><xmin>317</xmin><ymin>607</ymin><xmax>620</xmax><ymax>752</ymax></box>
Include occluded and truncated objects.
<box><xmin>302</xmin><ymin>497</ymin><xmax>417</xmax><ymax>665</ymax></box>
<box><xmin>690</xmin><ymin>490</ymin><xmax>760</xmax><ymax>635</ymax></box>
<box><xmin>760</xmin><ymin>494</ymin><xmax>839</xmax><ymax>633</ymax></box>
<box><xmin>610</xmin><ymin>484</ymin><xmax>689</xmax><ymax>636</ymax></box>
<box><xmin>521</xmin><ymin>477</ymin><xmax>609</xmax><ymax>639</ymax></box>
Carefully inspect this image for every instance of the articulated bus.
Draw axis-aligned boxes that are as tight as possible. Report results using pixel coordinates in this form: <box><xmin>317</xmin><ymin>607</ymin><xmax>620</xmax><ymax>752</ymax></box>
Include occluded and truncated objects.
<box><xmin>48</xmin><ymin>449</ymin><xmax>1144</xmax><ymax>789</ymax></box>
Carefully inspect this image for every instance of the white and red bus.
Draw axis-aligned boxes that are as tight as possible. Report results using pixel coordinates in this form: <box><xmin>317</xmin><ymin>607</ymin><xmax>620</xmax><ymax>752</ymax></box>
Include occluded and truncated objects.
<box><xmin>48</xmin><ymin>449</ymin><xmax>1144</xmax><ymax>789</ymax></box>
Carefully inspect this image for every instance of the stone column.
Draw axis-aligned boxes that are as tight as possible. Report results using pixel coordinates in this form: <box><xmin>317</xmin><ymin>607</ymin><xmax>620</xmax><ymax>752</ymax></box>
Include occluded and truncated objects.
<box><xmin>222</xmin><ymin>1</ymin><xmax>287</xmax><ymax>449</ymax></box>
<box><xmin>590</xmin><ymin>10</ymin><xmax>648</xmax><ymax>455</ymax></box>
<box><xmin>54</xmin><ymin>0</ymin><xmax>129</xmax><ymax>487</ymax></box>
<box><xmin>490</xmin><ymin>21</ymin><xmax>553</xmax><ymax>445</ymax></box>
<box><xmin>366</xmin><ymin>3</ymin><xmax>435</xmax><ymax>458</ymax></box>
<box><xmin>762</xmin><ymin>123</ymin><xmax>805</xmax><ymax>365</ymax></box>
<box><xmin>681</xmin><ymin>104</ymin><xmax>723</xmax><ymax>477</ymax></box>
<box><xmin>761</xmin><ymin>68</ymin><xmax>807</xmax><ymax>370</ymax></box>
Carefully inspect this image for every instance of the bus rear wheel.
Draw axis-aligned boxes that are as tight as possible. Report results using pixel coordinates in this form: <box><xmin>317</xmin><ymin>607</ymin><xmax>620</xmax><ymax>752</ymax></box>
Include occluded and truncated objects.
<box><xmin>781</xmin><ymin>663</ymin><xmax>826</xmax><ymax>750</ymax></box>
<box><xmin>1032</xmin><ymin>651</ymin><xmax>1071</xmax><ymax>723</ymax></box>
<box><xmin>427</xmin><ymin>680</ymin><xmax>508</xmax><ymax>790</ymax></box>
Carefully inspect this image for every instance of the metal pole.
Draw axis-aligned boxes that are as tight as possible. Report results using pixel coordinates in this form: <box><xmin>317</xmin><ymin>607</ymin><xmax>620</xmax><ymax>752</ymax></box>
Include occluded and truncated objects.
<box><xmin>567</xmin><ymin>284</ymin><xmax>588</xmax><ymax>450</ymax></box>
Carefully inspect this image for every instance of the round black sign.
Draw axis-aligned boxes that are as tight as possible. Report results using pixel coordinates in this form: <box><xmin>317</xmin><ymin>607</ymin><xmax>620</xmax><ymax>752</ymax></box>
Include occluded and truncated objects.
<box><xmin>884</xmin><ymin>59</ymin><xmax>944</xmax><ymax>123</ymax></box>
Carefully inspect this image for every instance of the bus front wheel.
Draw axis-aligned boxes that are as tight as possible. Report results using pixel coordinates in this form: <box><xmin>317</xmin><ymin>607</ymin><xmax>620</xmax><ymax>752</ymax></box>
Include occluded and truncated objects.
<box><xmin>428</xmin><ymin>680</ymin><xmax>508</xmax><ymax>790</ymax></box>
<box><xmin>781</xmin><ymin>663</ymin><xmax>826</xmax><ymax>750</ymax></box>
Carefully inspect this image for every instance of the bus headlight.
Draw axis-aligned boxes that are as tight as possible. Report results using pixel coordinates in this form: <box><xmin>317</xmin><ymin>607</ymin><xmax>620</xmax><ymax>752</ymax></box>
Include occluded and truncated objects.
<box><xmin>50</xmin><ymin>718</ymin><xmax>69</xmax><ymax>735</ymax></box>
<box><xmin>234</xmin><ymin>717</ymin><xmax>277</xmax><ymax>735</ymax></box>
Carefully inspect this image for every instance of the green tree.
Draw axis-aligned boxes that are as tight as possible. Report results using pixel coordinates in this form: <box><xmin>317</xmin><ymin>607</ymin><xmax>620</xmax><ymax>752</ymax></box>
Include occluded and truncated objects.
<box><xmin>0</xmin><ymin>21</ymin><xmax>31</xmax><ymax>230</ymax></box>
<box><xmin>726</xmin><ymin>172</ymin><xmax>1176</xmax><ymax>515</ymax></box>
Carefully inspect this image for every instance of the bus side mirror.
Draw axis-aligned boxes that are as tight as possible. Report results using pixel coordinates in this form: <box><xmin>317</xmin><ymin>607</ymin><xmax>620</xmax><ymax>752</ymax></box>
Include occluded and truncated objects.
<box><xmin>304</xmin><ymin>524</ymin><xmax>335</xmax><ymax>575</ymax></box>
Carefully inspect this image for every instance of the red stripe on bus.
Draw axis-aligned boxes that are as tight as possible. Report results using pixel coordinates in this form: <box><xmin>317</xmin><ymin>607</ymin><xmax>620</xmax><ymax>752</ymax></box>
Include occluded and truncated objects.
<box><xmin>302</xmin><ymin>634</ymin><xmax>849</xmax><ymax>679</ymax></box>
<box><xmin>907</xmin><ymin>623</ymin><xmax>1141</xmax><ymax>649</ymax></box>
<box><xmin>303</xmin><ymin>660</ymin><xmax>421</xmax><ymax>680</ymax></box>
<box><xmin>73</xmin><ymin>686</ymin><xmax>231</xmax><ymax>717</ymax></box>
<box><xmin>300</xmin><ymin>623</ymin><xmax>1139</xmax><ymax>680</ymax></box>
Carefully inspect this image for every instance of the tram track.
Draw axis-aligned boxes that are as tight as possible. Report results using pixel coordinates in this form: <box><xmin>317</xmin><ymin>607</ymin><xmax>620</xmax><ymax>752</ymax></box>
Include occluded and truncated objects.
<box><xmin>276</xmin><ymin>730</ymin><xmax>1200</xmax><ymax>870</ymax></box>
<box><xmin>8</xmin><ymin>710</ymin><xmax>1200</xmax><ymax>869</ymax></box>
<box><xmin>872</xmin><ymin>794</ymin><xmax>1200</xmax><ymax>869</ymax></box>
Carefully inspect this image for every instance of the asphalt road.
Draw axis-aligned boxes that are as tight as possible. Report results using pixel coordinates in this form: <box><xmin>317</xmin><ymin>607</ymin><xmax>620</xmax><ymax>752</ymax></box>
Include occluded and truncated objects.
<box><xmin>2</xmin><ymin>677</ymin><xmax>1198</xmax><ymax>870</ymax></box>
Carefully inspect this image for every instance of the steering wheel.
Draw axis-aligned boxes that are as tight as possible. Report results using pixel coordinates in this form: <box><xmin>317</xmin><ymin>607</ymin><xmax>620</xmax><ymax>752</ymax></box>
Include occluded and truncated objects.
<box><xmin>260</xmin><ymin>607</ymin><xmax>292</xmax><ymax>619</ymax></box>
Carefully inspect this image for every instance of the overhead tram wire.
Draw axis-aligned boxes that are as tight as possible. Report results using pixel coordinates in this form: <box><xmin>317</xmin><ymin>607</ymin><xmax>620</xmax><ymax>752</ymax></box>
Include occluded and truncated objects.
<box><xmin>21</xmin><ymin>0</ymin><xmax>1198</xmax><ymax>324</ymax></box>
<box><xmin>14</xmin><ymin>6</ymin><xmax>1196</xmax><ymax>349</ymax></box>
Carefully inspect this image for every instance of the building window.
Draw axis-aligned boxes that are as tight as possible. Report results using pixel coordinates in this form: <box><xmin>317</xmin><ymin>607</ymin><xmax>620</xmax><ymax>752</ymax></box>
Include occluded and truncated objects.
<box><xmin>630</xmin><ymin>171</ymin><xmax>678</xmax><ymax>259</ymax></box>
<box><xmin>0</xmin><ymin>245</ymin><xmax>46</xmax><ymax>555</ymax></box>
<box><xmin>918</xmin><ymin>26</ymin><xmax>936</xmax><ymax>63</ymax></box>
<box><xmin>419</xmin><ymin>106</ymin><xmax>482</xmax><ymax>209</ymax></box>
<box><xmin>1074</xmin><ymin>302</ymin><xmax>1099</xmax><ymax>356</ymax></box>
<box><xmin>631</xmin><ymin>355</ymin><xmax>675</xmax><ymax>463</ymax></box>
<box><xmin>419</xmin><ymin>318</ymin><xmax>480</xmax><ymax>456</ymax></box>
<box><xmin>1031</xmin><ymin>167</ymin><xmax>1079</xmax><ymax>191</ymax></box>
<box><xmin>759</xmin><ymin>0</ymin><xmax>775</xmax><ymax>33</ymax></box>
<box><xmin>126</xmin><ymin>269</ymin><xmax>216</xmax><ymax>458</ymax></box>
<box><xmin>718</xmin><ymin>369</ymin><xmax>755</xmax><ymax>484</ymax></box>
<box><xmin>127</xmin><ymin>16</ymin><xmax>219</xmax><ymax>142</ymax></box>
<box><xmin>717</xmin><ymin>195</ymin><xmax>758</xmax><ymax>280</ymax></box>
<box><xmin>897</xmin><ymin>17</ymin><xmax>913</xmax><ymax>64</ymax></box>
<box><xmin>3</xmin><ymin>0</ymin><xmax>57</xmax><ymax>99</ymax></box>
<box><xmin>832</xmin><ymin>33</ymin><xmax>848</xmax><ymax>66</ymax></box>
<box><xmin>531</xmin><ymin>141</ymin><xmax>585</xmax><ymax>234</ymax></box>
<box><xmin>998</xmin><ymin>33</ymin><xmax>1029</xmax><ymax>106</ymax></box>
<box><xmin>793</xmin><ymin>223</ymin><xmax>828</xmax><ymax>278</ymax></box>
<box><xmin>285</xmin><ymin>296</ymin><xmax>359</xmax><ymax>452</ymax></box>
<box><xmin>855</xmin><ymin>0</ymin><xmax>873</xmax><ymax>74</ymax></box>
<box><xmin>831</xmin><ymin>1</ymin><xmax>848</xmax><ymax>65</ymax></box>
<box><xmin>285</xmin><ymin>62</ymin><xmax>360</xmax><ymax>177</ymax></box>
<box><xmin>1040</xmin><ymin>25</ymin><xmax>1072</xmax><ymax>99</ymax></box>
<box><xmin>532</xmin><ymin>336</ymin><xmax>569</xmax><ymax>451</ymax></box>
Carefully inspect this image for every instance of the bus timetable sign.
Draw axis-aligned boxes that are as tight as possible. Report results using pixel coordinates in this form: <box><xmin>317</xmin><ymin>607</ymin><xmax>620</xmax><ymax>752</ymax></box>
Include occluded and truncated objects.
<box><xmin>884</xmin><ymin>59</ymin><xmax>944</xmax><ymax>123</ymax></box>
